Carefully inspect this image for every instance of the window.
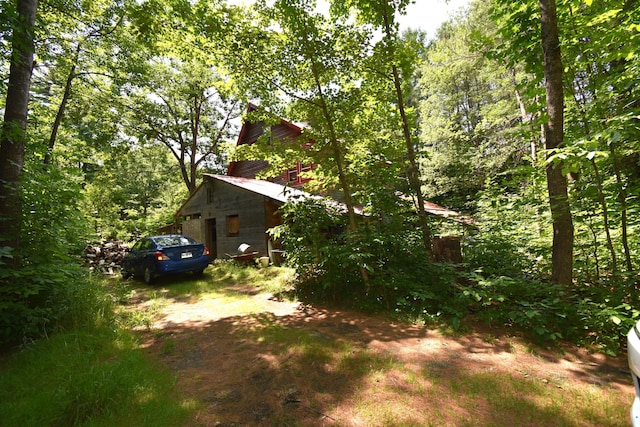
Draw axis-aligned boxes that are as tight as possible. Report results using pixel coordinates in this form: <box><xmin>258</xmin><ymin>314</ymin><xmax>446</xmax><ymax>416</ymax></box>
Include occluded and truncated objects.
<box><xmin>154</xmin><ymin>235</ymin><xmax>197</xmax><ymax>247</ymax></box>
<box><xmin>207</xmin><ymin>186</ymin><xmax>214</xmax><ymax>204</ymax></box>
<box><xmin>287</xmin><ymin>162</ymin><xmax>313</xmax><ymax>184</ymax></box>
<box><xmin>227</xmin><ymin>215</ymin><xmax>239</xmax><ymax>236</ymax></box>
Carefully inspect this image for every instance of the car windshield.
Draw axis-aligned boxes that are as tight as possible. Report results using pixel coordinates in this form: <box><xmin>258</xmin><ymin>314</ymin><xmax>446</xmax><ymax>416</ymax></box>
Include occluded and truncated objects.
<box><xmin>153</xmin><ymin>236</ymin><xmax>197</xmax><ymax>248</ymax></box>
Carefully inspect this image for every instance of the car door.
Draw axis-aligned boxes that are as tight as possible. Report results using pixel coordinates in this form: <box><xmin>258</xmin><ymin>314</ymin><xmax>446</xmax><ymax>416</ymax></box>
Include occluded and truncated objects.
<box><xmin>139</xmin><ymin>239</ymin><xmax>158</xmax><ymax>274</ymax></box>
<box><xmin>130</xmin><ymin>239</ymin><xmax>153</xmax><ymax>276</ymax></box>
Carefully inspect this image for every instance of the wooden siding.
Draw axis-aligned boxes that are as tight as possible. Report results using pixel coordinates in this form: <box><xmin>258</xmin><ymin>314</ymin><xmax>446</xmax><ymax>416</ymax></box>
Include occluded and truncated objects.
<box><xmin>229</xmin><ymin>159</ymin><xmax>269</xmax><ymax>179</ymax></box>
<box><xmin>228</xmin><ymin>106</ymin><xmax>314</xmax><ymax>189</ymax></box>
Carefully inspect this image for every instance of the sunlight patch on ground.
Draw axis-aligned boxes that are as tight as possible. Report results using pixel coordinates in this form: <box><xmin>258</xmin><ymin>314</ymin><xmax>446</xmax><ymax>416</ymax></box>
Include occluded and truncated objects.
<box><xmin>151</xmin><ymin>292</ymin><xmax>300</xmax><ymax>329</ymax></box>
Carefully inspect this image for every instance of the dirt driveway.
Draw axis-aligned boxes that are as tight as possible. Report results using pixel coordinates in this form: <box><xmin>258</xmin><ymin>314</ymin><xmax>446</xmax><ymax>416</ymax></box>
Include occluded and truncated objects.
<box><xmin>133</xmin><ymin>282</ymin><xmax>634</xmax><ymax>426</ymax></box>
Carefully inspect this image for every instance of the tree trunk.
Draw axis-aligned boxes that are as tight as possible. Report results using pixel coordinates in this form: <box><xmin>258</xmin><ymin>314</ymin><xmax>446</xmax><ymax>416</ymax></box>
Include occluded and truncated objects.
<box><xmin>589</xmin><ymin>158</ymin><xmax>617</xmax><ymax>273</ymax></box>
<box><xmin>539</xmin><ymin>0</ymin><xmax>574</xmax><ymax>286</ymax></box>
<box><xmin>0</xmin><ymin>0</ymin><xmax>38</xmax><ymax>260</ymax></box>
<box><xmin>44</xmin><ymin>44</ymin><xmax>80</xmax><ymax>165</ymax></box>
<box><xmin>609</xmin><ymin>142</ymin><xmax>633</xmax><ymax>271</ymax></box>
<box><xmin>302</xmin><ymin>22</ymin><xmax>371</xmax><ymax>290</ymax></box>
<box><xmin>380</xmin><ymin>4</ymin><xmax>432</xmax><ymax>259</ymax></box>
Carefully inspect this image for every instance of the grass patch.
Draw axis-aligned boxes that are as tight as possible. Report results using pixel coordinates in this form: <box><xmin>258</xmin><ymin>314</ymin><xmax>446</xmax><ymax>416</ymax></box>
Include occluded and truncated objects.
<box><xmin>111</xmin><ymin>262</ymin><xmax>297</xmax><ymax>323</ymax></box>
<box><xmin>117</xmin><ymin>261</ymin><xmax>296</xmax><ymax>301</ymax></box>
<box><xmin>1</xmin><ymin>263</ymin><xmax>631</xmax><ymax>427</ymax></box>
<box><xmin>417</xmin><ymin>370</ymin><xmax>629</xmax><ymax>427</ymax></box>
<box><xmin>159</xmin><ymin>261</ymin><xmax>295</xmax><ymax>298</ymax></box>
<box><xmin>0</xmin><ymin>327</ymin><xmax>194</xmax><ymax>427</ymax></box>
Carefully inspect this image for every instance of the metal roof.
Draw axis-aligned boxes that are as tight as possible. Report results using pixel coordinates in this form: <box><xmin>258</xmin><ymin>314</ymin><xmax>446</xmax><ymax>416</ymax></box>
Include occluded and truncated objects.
<box><xmin>206</xmin><ymin>174</ymin><xmax>311</xmax><ymax>204</ymax></box>
<box><xmin>423</xmin><ymin>201</ymin><xmax>474</xmax><ymax>225</ymax></box>
<box><xmin>178</xmin><ymin>174</ymin><xmax>470</xmax><ymax>224</ymax></box>
<box><xmin>206</xmin><ymin>174</ymin><xmax>365</xmax><ymax>216</ymax></box>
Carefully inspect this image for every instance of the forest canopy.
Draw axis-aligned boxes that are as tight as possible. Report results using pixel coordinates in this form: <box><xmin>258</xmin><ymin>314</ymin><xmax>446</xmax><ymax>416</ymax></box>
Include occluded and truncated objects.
<box><xmin>0</xmin><ymin>0</ymin><xmax>638</xmax><ymax>352</ymax></box>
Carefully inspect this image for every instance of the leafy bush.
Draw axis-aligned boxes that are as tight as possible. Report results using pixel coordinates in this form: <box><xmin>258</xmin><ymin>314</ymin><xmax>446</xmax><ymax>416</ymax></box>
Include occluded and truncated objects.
<box><xmin>0</xmin><ymin>260</ymin><xmax>112</xmax><ymax>347</ymax></box>
<box><xmin>455</xmin><ymin>273</ymin><xmax>575</xmax><ymax>342</ymax></box>
<box><xmin>270</xmin><ymin>196</ymin><xmax>364</xmax><ymax>301</ymax></box>
<box><xmin>271</xmin><ymin>197</ymin><xmax>461</xmax><ymax>319</ymax></box>
<box><xmin>0</xmin><ymin>166</ymin><xmax>105</xmax><ymax>349</ymax></box>
<box><xmin>453</xmin><ymin>271</ymin><xmax>639</xmax><ymax>353</ymax></box>
<box><xmin>572</xmin><ymin>281</ymin><xmax>640</xmax><ymax>354</ymax></box>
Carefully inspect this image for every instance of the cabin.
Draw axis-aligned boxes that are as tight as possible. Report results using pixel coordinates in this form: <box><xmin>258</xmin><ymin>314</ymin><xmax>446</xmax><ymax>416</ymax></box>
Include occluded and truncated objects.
<box><xmin>176</xmin><ymin>174</ymin><xmax>317</xmax><ymax>263</ymax></box>
<box><xmin>171</xmin><ymin>103</ymin><xmax>472</xmax><ymax>263</ymax></box>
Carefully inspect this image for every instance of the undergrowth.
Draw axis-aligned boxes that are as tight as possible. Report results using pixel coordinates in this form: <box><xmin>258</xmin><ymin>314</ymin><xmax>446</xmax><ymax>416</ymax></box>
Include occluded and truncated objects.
<box><xmin>0</xmin><ymin>326</ymin><xmax>194</xmax><ymax>427</ymax></box>
<box><xmin>273</xmin><ymin>196</ymin><xmax>639</xmax><ymax>355</ymax></box>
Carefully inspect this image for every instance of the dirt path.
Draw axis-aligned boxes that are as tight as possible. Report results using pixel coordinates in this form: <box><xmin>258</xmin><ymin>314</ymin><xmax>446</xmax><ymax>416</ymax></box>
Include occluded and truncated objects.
<box><xmin>135</xmin><ymin>284</ymin><xmax>634</xmax><ymax>426</ymax></box>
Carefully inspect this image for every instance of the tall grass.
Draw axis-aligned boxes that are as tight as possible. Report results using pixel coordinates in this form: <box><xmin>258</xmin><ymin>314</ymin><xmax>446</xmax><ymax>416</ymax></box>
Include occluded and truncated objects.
<box><xmin>0</xmin><ymin>270</ymin><xmax>199</xmax><ymax>427</ymax></box>
<box><xmin>0</xmin><ymin>327</ymin><xmax>194</xmax><ymax>427</ymax></box>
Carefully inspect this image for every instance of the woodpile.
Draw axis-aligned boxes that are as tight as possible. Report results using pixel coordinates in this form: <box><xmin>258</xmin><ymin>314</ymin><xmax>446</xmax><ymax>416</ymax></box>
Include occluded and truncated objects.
<box><xmin>84</xmin><ymin>240</ymin><xmax>128</xmax><ymax>274</ymax></box>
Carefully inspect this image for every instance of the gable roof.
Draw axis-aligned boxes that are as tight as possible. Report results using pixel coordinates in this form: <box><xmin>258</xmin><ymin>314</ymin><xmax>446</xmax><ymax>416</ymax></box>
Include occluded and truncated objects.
<box><xmin>227</xmin><ymin>103</ymin><xmax>308</xmax><ymax>178</ymax></box>
<box><xmin>174</xmin><ymin>174</ymin><xmax>363</xmax><ymax>218</ymax></box>
<box><xmin>175</xmin><ymin>174</ymin><xmax>472</xmax><ymax>225</ymax></box>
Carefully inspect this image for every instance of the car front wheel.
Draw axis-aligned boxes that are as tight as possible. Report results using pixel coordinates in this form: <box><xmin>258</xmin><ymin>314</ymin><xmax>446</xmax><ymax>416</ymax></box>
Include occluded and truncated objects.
<box><xmin>143</xmin><ymin>266</ymin><xmax>155</xmax><ymax>284</ymax></box>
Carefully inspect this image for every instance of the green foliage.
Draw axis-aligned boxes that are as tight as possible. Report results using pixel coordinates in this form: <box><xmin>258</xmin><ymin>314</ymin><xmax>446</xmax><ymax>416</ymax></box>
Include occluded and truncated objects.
<box><xmin>575</xmin><ymin>292</ymin><xmax>640</xmax><ymax>354</ymax></box>
<box><xmin>81</xmin><ymin>146</ymin><xmax>188</xmax><ymax>241</ymax></box>
<box><xmin>272</xmin><ymin>197</ymin><xmax>460</xmax><ymax>320</ymax></box>
<box><xmin>120</xmin><ymin>57</ymin><xmax>241</xmax><ymax>193</ymax></box>
<box><xmin>270</xmin><ymin>196</ymin><xmax>361</xmax><ymax>298</ymax></box>
<box><xmin>0</xmin><ymin>328</ymin><xmax>191</xmax><ymax>427</ymax></box>
<box><xmin>419</xmin><ymin>0</ymin><xmax>528</xmax><ymax>209</ymax></box>
<box><xmin>464</xmin><ymin>169</ymin><xmax>550</xmax><ymax>278</ymax></box>
<box><xmin>0</xmin><ymin>166</ymin><xmax>99</xmax><ymax>348</ymax></box>
<box><xmin>454</xmin><ymin>269</ymin><xmax>640</xmax><ymax>354</ymax></box>
<box><xmin>457</xmin><ymin>273</ymin><xmax>573</xmax><ymax>342</ymax></box>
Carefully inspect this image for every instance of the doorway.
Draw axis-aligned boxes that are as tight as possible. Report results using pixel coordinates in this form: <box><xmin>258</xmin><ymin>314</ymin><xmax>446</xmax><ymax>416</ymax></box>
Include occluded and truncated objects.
<box><xmin>205</xmin><ymin>218</ymin><xmax>217</xmax><ymax>260</ymax></box>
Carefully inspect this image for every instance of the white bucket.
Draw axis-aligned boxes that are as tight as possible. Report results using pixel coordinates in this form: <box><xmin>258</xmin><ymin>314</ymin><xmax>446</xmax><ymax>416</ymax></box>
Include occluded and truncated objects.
<box><xmin>237</xmin><ymin>243</ymin><xmax>252</xmax><ymax>254</ymax></box>
<box><xmin>258</xmin><ymin>257</ymin><xmax>270</xmax><ymax>268</ymax></box>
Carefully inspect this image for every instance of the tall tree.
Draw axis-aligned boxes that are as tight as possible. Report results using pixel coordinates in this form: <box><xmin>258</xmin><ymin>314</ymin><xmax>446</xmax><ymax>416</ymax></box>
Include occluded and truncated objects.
<box><xmin>220</xmin><ymin>0</ymin><xmax>373</xmax><ymax>288</ymax></box>
<box><xmin>419</xmin><ymin>2</ymin><xmax>528</xmax><ymax>209</ymax></box>
<box><xmin>539</xmin><ymin>0</ymin><xmax>574</xmax><ymax>285</ymax></box>
<box><xmin>123</xmin><ymin>59</ymin><xmax>240</xmax><ymax>194</ymax></box>
<box><xmin>558</xmin><ymin>0</ymin><xmax>638</xmax><ymax>274</ymax></box>
<box><xmin>38</xmin><ymin>0</ymin><xmax>128</xmax><ymax>165</ymax></box>
<box><xmin>331</xmin><ymin>0</ymin><xmax>434</xmax><ymax>258</ymax></box>
<box><xmin>0</xmin><ymin>0</ymin><xmax>37</xmax><ymax>259</ymax></box>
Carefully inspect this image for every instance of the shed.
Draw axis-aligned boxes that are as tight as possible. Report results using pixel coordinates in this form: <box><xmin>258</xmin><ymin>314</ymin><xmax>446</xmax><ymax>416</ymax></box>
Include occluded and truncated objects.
<box><xmin>175</xmin><ymin>174</ymin><xmax>314</xmax><ymax>262</ymax></box>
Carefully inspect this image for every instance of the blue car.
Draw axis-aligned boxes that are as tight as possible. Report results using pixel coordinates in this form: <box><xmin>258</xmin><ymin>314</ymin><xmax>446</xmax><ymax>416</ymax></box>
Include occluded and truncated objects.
<box><xmin>121</xmin><ymin>235</ymin><xmax>210</xmax><ymax>284</ymax></box>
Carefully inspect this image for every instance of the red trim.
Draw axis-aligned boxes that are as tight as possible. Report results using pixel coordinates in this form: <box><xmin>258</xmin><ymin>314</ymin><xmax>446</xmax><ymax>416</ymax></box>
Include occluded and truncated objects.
<box><xmin>286</xmin><ymin>162</ymin><xmax>314</xmax><ymax>187</ymax></box>
<box><xmin>227</xmin><ymin>102</ymin><xmax>316</xmax><ymax>182</ymax></box>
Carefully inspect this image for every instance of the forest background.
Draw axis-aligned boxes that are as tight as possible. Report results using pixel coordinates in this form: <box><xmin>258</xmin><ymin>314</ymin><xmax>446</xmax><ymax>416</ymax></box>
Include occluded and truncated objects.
<box><xmin>0</xmin><ymin>0</ymin><xmax>638</xmax><ymax>354</ymax></box>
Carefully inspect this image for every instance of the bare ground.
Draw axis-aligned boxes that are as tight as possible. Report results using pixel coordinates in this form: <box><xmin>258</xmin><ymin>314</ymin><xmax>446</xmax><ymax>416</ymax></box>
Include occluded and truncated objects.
<box><xmin>133</xmin><ymin>283</ymin><xmax>634</xmax><ymax>426</ymax></box>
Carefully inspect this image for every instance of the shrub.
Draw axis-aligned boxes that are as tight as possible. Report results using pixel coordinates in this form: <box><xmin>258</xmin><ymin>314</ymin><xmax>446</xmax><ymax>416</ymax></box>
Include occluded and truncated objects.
<box><xmin>0</xmin><ymin>166</ymin><xmax>104</xmax><ymax>349</ymax></box>
<box><xmin>272</xmin><ymin>197</ymin><xmax>461</xmax><ymax>317</ymax></box>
